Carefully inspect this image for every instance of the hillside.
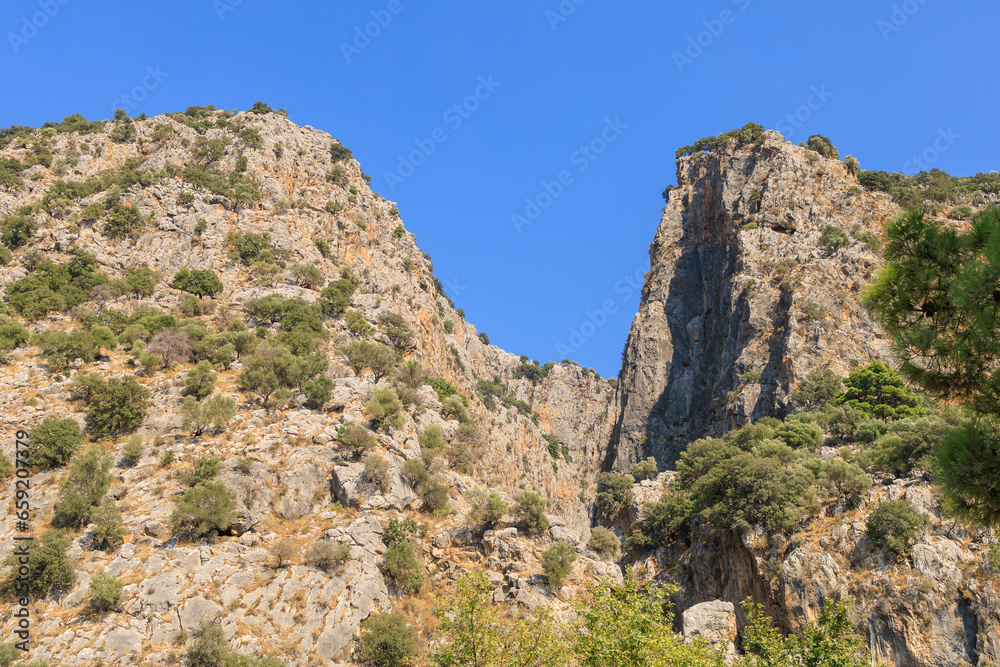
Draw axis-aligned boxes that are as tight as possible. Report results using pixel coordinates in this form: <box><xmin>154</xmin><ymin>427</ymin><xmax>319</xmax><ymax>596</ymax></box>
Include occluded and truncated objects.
<box><xmin>0</xmin><ymin>109</ymin><xmax>997</xmax><ymax>667</ymax></box>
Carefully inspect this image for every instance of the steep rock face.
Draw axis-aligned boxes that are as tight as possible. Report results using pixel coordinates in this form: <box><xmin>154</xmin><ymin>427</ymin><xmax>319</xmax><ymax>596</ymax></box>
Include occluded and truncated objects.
<box><xmin>610</xmin><ymin>132</ymin><xmax>896</xmax><ymax>470</ymax></box>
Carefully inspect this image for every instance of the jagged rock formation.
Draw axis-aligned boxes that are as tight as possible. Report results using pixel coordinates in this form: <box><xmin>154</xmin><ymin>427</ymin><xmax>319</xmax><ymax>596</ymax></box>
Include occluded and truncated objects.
<box><xmin>609</xmin><ymin>132</ymin><xmax>895</xmax><ymax>470</ymax></box>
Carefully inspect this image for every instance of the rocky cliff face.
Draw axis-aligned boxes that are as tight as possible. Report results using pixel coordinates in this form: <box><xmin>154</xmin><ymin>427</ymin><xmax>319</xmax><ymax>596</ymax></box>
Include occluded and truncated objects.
<box><xmin>609</xmin><ymin>132</ymin><xmax>895</xmax><ymax>470</ymax></box>
<box><xmin>0</xmin><ymin>109</ymin><xmax>613</xmax><ymax>664</ymax></box>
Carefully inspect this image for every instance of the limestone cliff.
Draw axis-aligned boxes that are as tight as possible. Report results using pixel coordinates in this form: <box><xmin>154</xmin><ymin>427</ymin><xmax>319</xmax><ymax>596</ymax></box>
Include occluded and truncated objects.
<box><xmin>609</xmin><ymin>131</ymin><xmax>896</xmax><ymax>471</ymax></box>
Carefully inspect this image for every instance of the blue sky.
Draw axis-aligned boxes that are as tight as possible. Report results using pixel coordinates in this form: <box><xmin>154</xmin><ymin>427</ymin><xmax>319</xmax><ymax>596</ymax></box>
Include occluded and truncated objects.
<box><xmin>2</xmin><ymin>0</ymin><xmax>998</xmax><ymax>377</ymax></box>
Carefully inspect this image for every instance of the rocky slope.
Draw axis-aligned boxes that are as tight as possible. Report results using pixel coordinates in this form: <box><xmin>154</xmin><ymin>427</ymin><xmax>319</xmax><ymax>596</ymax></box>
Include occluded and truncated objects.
<box><xmin>0</xmin><ymin>109</ymin><xmax>614</xmax><ymax>665</ymax></box>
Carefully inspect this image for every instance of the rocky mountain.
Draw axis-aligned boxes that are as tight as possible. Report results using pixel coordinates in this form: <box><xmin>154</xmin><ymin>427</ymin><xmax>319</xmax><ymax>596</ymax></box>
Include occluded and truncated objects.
<box><xmin>0</xmin><ymin>109</ymin><xmax>996</xmax><ymax>666</ymax></box>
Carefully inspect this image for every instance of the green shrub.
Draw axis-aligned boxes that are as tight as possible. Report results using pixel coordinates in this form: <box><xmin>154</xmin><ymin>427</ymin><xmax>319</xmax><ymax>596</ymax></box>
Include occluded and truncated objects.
<box><xmin>818</xmin><ymin>225</ymin><xmax>850</xmax><ymax>252</ymax></box>
<box><xmin>822</xmin><ymin>460</ymin><xmax>871</xmax><ymax>504</ymax></box>
<box><xmin>124</xmin><ymin>267</ymin><xmax>159</xmax><ymax>298</ymax></box>
<box><xmin>418</xmin><ymin>424</ymin><xmax>446</xmax><ymax>452</ymax></box>
<box><xmin>171</xmin><ymin>481</ymin><xmax>236</xmax><ymax>537</ymax></box>
<box><xmin>187</xmin><ymin>623</ymin><xmax>228</xmax><ymax>667</ymax></box>
<box><xmin>338</xmin><ymin>422</ymin><xmax>376</xmax><ymax>460</ymax></box>
<box><xmin>171</xmin><ymin>268</ymin><xmax>223</xmax><ymax>298</ymax></box>
<box><xmin>0</xmin><ymin>214</ymin><xmax>37</xmax><ymax>249</ymax></box>
<box><xmin>790</xmin><ymin>368</ymin><xmax>843</xmax><ymax>411</ymax></box>
<box><xmin>5</xmin><ymin>529</ymin><xmax>75</xmax><ymax>596</ymax></box>
<box><xmin>467</xmin><ymin>488</ymin><xmax>508</xmax><ymax>528</ymax></box>
<box><xmin>103</xmin><ymin>203</ymin><xmax>147</xmax><ymax>238</ymax></box>
<box><xmin>53</xmin><ymin>445</ymin><xmax>113</xmax><ymax>529</ymax></box>
<box><xmin>339</xmin><ymin>340</ymin><xmax>399</xmax><ymax>381</ymax></box>
<box><xmin>401</xmin><ymin>459</ymin><xmax>429</xmax><ymax>490</ymax></box>
<box><xmin>330</xmin><ymin>142</ymin><xmax>353</xmax><ymax>163</ymax></box>
<box><xmin>421</xmin><ymin>480</ymin><xmax>450</xmax><ymax>514</ymax></box>
<box><xmin>358</xmin><ymin>613</ymin><xmax>419</xmax><ymax>667</ymax></box>
<box><xmin>588</xmin><ymin>526</ymin><xmax>621</xmax><ymax>560</ymax></box>
<box><xmin>675</xmin><ymin>122</ymin><xmax>766</xmax><ymax>158</ymax></box>
<box><xmin>541</xmin><ymin>541</ymin><xmax>577</xmax><ymax>588</ymax></box>
<box><xmin>632</xmin><ymin>457</ymin><xmax>658</xmax><ymax>480</ymax></box>
<box><xmin>866</xmin><ymin>500</ymin><xmax>927</xmax><ymax>558</ymax></box>
<box><xmin>836</xmin><ymin>360</ymin><xmax>922</xmax><ymax>422</ymax></box>
<box><xmin>303</xmin><ymin>375</ymin><xmax>334</xmax><ymax>410</ymax></box>
<box><xmin>89</xmin><ymin>498</ymin><xmax>126</xmax><ymax>551</ymax></box>
<box><xmin>122</xmin><ymin>434</ymin><xmax>144</xmax><ymax>467</ymax></box>
<box><xmin>804</xmin><ymin>134</ymin><xmax>839</xmax><ymax>159</ymax></box>
<box><xmin>862</xmin><ymin>416</ymin><xmax>953</xmax><ymax>473</ymax></box>
<box><xmin>0</xmin><ymin>246</ymin><xmax>11</xmax><ymax>266</ymax></box>
<box><xmin>28</xmin><ymin>418</ymin><xmax>83</xmax><ymax>468</ymax></box>
<box><xmin>367</xmin><ymin>388</ymin><xmax>404</xmax><ymax>430</ymax></box>
<box><xmin>377</xmin><ymin>311</ymin><xmax>413</xmax><ymax>349</ymax></box>
<box><xmin>595</xmin><ymin>473</ymin><xmax>635</xmax><ymax>519</ymax></box>
<box><xmin>513</xmin><ymin>491</ymin><xmax>549</xmax><ymax>534</ymax></box>
<box><xmin>319</xmin><ymin>279</ymin><xmax>356</xmax><ymax>316</ymax></box>
<box><xmin>181</xmin><ymin>394</ymin><xmax>236</xmax><ymax>436</ymax></box>
<box><xmin>89</xmin><ymin>571</ymin><xmax>124</xmax><ymax>612</ymax></box>
<box><xmin>183</xmin><ymin>360</ymin><xmax>218</xmax><ymax>400</ymax></box>
<box><xmin>82</xmin><ymin>376</ymin><xmax>150</xmax><ymax>438</ymax></box>
<box><xmin>774</xmin><ymin>420</ymin><xmax>824</xmax><ymax>451</ymax></box>
<box><xmin>632</xmin><ymin>484</ymin><xmax>694</xmax><ymax>547</ymax></box>
<box><xmin>382</xmin><ymin>540</ymin><xmax>423</xmax><ymax>593</ymax></box>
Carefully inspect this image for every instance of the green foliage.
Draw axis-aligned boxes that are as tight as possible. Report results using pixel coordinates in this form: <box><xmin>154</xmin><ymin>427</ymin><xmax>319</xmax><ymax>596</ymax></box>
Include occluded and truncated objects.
<box><xmin>319</xmin><ymin>279</ymin><xmax>356</xmax><ymax>316</ymax></box>
<box><xmin>822</xmin><ymin>460</ymin><xmax>871</xmax><ymax>504</ymax></box>
<box><xmin>933</xmin><ymin>418</ymin><xmax>1000</xmax><ymax>528</ymax></box>
<box><xmin>467</xmin><ymin>488</ymin><xmax>508</xmax><ymax>528</ymax></box>
<box><xmin>790</xmin><ymin>368</ymin><xmax>843</xmax><ymax>411</ymax></box>
<box><xmin>774</xmin><ymin>420</ymin><xmax>824</xmax><ymax>451</ymax></box>
<box><xmin>513</xmin><ymin>362</ymin><xmax>550</xmax><ymax>384</ymax></box>
<box><xmin>632</xmin><ymin>457</ymin><xmax>658</xmax><ymax>480</ymax></box>
<box><xmin>227</xmin><ymin>231</ymin><xmax>282</xmax><ymax>264</ymax></box>
<box><xmin>103</xmin><ymin>202</ymin><xmax>148</xmax><ymax>238</ymax></box>
<box><xmin>867</xmin><ymin>500</ymin><xmax>927</xmax><ymax>558</ymax></box>
<box><xmin>171</xmin><ymin>481</ymin><xmax>236</xmax><ymax>537</ymax></box>
<box><xmin>595</xmin><ymin>473</ymin><xmax>635</xmax><ymax>519</ymax></box>
<box><xmin>401</xmin><ymin>458</ymin><xmax>429</xmax><ymax>490</ymax></box>
<box><xmin>364</xmin><ymin>453</ymin><xmax>393</xmax><ymax>493</ymax></box>
<box><xmin>122</xmin><ymin>435</ymin><xmax>144</xmax><ymax>467</ymax></box>
<box><xmin>183</xmin><ymin>167</ymin><xmax>262</xmax><ymax>206</ymax></box>
<box><xmin>181</xmin><ymin>394</ymin><xmax>237</xmax><ymax>436</ymax></box>
<box><xmin>358</xmin><ymin>613</ymin><xmax>419</xmax><ymax>667</ymax></box>
<box><xmin>5</xmin><ymin>529</ymin><xmax>75</xmax><ymax>596</ymax></box>
<box><xmin>329</xmin><ymin>142</ymin><xmax>353</xmax><ymax>163</ymax></box>
<box><xmin>89</xmin><ymin>498</ymin><xmax>126</xmax><ymax>551</ymax></box>
<box><xmin>541</xmin><ymin>540</ymin><xmax>577</xmax><ymax>588</ymax></box>
<box><xmin>124</xmin><ymin>267</ymin><xmax>159</xmax><ymax>298</ymax></box>
<box><xmin>109</xmin><ymin>121</ymin><xmax>136</xmax><ymax>143</ymax></box>
<box><xmin>513</xmin><ymin>491</ymin><xmax>549</xmax><ymax>534</ymax></box>
<box><xmin>269</xmin><ymin>540</ymin><xmax>298</xmax><ymax>568</ymax></box>
<box><xmin>421</xmin><ymin>480</ymin><xmax>450</xmax><ymax>514</ymax></box>
<box><xmin>339</xmin><ymin>340</ymin><xmax>399</xmax><ymax>381</ymax></box>
<box><xmin>53</xmin><ymin>445</ymin><xmax>113</xmax><ymax>529</ymax></box>
<box><xmin>861</xmin><ymin>415</ymin><xmax>953</xmax><ymax>473</ymax></box>
<box><xmin>302</xmin><ymin>375</ymin><xmax>334</xmax><ymax>410</ymax></box>
<box><xmin>183</xmin><ymin>360</ymin><xmax>218</xmax><ymax>400</ymax></box>
<box><xmin>676</xmin><ymin>122</ymin><xmax>766</xmax><ymax>158</ymax></box>
<box><xmin>80</xmin><ymin>375</ymin><xmax>150</xmax><ymax>438</ymax></box>
<box><xmin>382</xmin><ymin>539</ymin><xmax>423</xmax><ymax>593</ymax></box>
<box><xmin>89</xmin><ymin>571</ymin><xmax>124</xmax><ymax>612</ymax></box>
<box><xmin>28</xmin><ymin>418</ymin><xmax>83</xmax><ymax>468</ymax></box>
<box><xmin>588</xmin><ymin>526</ymin><xmax>621</xmax><ymax>560</ymax></box>
<box><xmin>239</xmin><ymin>341</ymin><xmax>326</xmax><ymax>407</ymax></box>
<box><xmin>1</xmin><ymin>214</ymin><xmax>37</xmax><ymax>249</ymax></box>
<box><xmin>742</xmin><ymin>597</ymin><xmax>868</xmax><ymax>667</ymax></box>
<box><xmin>6</xmin><ymin>252</ymin><xmax>108</xmax><ymax>319</ymax></box>
<box><xmin>804</xmin><ymin>134</ymin><xmax>839</xmax><ymax>159</ymax></box>
<box><xmin>172</xmin><ymin>268</ymin><xmax>223</xmax><ymax>298</ymax></box>
<box><xmin>837</xmin><ymin>360</ymin><xmax>922</xmax><ymax>422</ymax></box>
<box><xmin>367</xmin><ymin>387</ymin><xmax>404</xmax><ymax>430</ymax></box>
<box><xmin>818</xmin><ymin>224</ymin><xmax>850</xmax><ymax>252</ymax></box>
<box><xmin>377</xmin><ymin>311</ymin><xmax>414</xmax><ymax>349</ymax></box>
<box><xmin>338</xmin><ymin>422</ymin><xmax>376</xmax><ymax>460</ymax></box>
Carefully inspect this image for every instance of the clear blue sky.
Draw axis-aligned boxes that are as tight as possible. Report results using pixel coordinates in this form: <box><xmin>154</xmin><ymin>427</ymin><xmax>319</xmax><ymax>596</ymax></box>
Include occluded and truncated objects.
<box><xmin>2</xmin><ymin>1</ymin><xmax>998</xmax><ymax>377</ymax></box>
